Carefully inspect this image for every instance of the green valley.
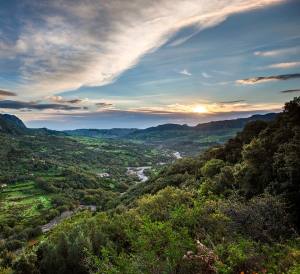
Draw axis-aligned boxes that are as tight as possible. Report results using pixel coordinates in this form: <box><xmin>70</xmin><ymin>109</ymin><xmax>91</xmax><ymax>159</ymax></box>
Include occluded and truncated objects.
<box><xmin>0</xmin><ymin>98</ymin><xmax>299</xmax><ymax>274</ymax></box>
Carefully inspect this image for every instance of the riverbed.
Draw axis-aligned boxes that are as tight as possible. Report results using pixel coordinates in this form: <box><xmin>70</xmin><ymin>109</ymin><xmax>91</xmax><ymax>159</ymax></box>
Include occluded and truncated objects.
<box><xmin>173</xmin><ymin>151</ymin><xmax>182</xmax><ymax>159</ymax></box>
<box><xmin>127</xmin><ymin>166</ymin><xmax>151</xmax><ymax>182</ymax></box>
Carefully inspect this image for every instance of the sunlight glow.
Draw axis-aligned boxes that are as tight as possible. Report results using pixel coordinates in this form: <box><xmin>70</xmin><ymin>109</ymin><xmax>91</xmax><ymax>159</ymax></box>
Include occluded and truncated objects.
<box><xmin>193</xmin><ymin>105</ymin><xmax>208</xmax><ymax>113</ymax></box>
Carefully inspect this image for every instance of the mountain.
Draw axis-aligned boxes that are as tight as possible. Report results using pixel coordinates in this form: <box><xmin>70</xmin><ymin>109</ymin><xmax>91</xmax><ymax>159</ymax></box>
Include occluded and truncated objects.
<box><xmin>0</xmin><ymin>113</ymin><xmax>67</xmax><ymax>136</ymax></box>
<box><xmin>126</xmin><ymin>113</ymin><xmax>277</xmax><ymax>155</ymax></box>
<box><xmin>0</xmin><ymin>113</ymin><xmax>28</xmax><ymax>134</ymax></box>
<box><xmin>194</xmin><ymin>113</ymin><xmax>277</xmax><ymax>131</ymax></box>
<box><xmin>129</xmin><ymin>113</ymin><xmax>277</xmax><ymax>136</ymax></box>
<box><xmin>64</xmin><ymin>113</ymin><xmax>277</xmax><ymax>156</ymax></box>
<box><xmin>0</xmin><ymin>112</ymin><xmax>277</xmax><ymax>156</ymax></box>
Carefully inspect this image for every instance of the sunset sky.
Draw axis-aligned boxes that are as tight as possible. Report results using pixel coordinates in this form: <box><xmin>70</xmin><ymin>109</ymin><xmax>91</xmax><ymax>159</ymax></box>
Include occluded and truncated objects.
<box><xmin>0</xmin><ymin>0</ymin><xmax>300</xmax><ymax>129</ymax></box>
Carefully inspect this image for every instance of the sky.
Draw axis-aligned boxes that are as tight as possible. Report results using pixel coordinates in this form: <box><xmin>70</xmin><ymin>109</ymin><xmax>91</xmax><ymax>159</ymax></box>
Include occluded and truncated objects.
<box><xmin>0</xmin><ymin>0</ymin><xmax>300</xmax><ymax>129</ymax></box>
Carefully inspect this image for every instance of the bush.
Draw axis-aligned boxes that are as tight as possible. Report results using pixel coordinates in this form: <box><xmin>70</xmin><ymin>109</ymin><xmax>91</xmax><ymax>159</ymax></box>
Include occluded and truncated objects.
<box><xmin>201</xmin><ymin>159</ymin><xmax>225</xmax><ymax>178</ymax></box>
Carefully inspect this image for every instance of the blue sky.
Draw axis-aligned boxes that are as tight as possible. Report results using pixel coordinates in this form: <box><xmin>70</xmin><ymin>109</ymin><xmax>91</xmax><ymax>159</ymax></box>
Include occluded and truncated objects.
<box><xmin>0</xmin><ymin>0</ymin><xmax>300</xmax><ymax>129</ymax></box>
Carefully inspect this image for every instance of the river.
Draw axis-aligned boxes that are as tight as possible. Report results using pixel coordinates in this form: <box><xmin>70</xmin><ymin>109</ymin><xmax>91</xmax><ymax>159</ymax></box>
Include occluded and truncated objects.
<box><xmin>127</xmin><ymin>166</ymin><xmax>151</xmax><ymax>182</ymax></box>
<box><xmin>173</xmin><ymin>151</ymin><xmax>182</xmax><ymax>159</ymax></box>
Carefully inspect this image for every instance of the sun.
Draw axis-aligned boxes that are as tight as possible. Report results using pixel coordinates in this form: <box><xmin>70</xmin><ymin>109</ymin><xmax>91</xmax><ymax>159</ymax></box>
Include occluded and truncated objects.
<box><xmin>193</xmin><ymin>105</ymin><xmax>207</xmax><ymax>113</ymax></box>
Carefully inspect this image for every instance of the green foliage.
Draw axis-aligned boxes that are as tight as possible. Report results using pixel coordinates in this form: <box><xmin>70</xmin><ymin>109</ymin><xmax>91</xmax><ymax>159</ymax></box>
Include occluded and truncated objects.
<box><xmin>2</xmin><ymin>98</ymin><xmax>300</xmax><ymax>273</ymax></box>
<box><xmin>201</xmin><ymin>159</ymin><xmax>225</xmax><ymax>178</ymax></box>
<box><xmin>131</xmin><ymin>220</ymin><xmax>193</xmax><ymax>273</ymax></box>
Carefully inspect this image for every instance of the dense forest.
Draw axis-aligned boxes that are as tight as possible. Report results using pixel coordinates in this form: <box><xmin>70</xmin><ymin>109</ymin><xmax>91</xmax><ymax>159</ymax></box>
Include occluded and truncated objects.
<box><xmin>0</xmin><ymin>98</ymin><xmax>300</xmax><ymax>273</ymax></box>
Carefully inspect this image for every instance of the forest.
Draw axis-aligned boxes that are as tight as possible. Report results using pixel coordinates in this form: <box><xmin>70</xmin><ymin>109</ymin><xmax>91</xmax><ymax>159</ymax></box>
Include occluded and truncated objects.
<box><xmin>0</xmin><ymin>97</ymin><xmax>299</xmax><ymax>274</ymax></box>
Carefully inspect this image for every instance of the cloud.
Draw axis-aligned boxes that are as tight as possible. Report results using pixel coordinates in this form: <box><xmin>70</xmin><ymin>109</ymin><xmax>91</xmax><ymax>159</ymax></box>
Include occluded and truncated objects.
<box><xmin>168</xmin><ymin>30</ymin><xmax>201</xmax><ymax>47</ymax></box>
<box><xmin>201</xmin><ymin>72</ymin><xmax>212</xmax><ymax>78</ymax></box>
<box><xmin>95</xmin><ymin>102</ymin><xmax>114</xmax><ymax>108</ymax></box>
<box><xmin>128</xmin><ymin>101</ymin><xmax>281</xmax><ymax>114</ymax></box>
<box><xmin>1</xmin><ymin>0</ymin><xmax>284</xmax><ymax>96</ymax></box>
<box><xmin>267</xmin><ymin>61</ymin><xmax>300</xmax><ymax>69</ymax></box>
<box><xmin>0</xmin><ymin>100</ymin><xmax>81</xmax><ymax>110</ymax></box>
<box><xmin>280</xmin><ymin>89</ymin><xmax>300</xmax><ymax>93</ymax></box>
<box><xmin>236</xmin><ymin>73</ymin><xmax>300</xmax><ymax>85</ymax></box>
<box><xmin>179</xmin><ymin>69</ymin><xmax>192</xmax><ymax>76</ymax></box>
<box><xmin>254</xmin><ymin>46</ymin><xmax>300</xmax><ymax>57</ymax></box>
<box><xmin>0</xmin><ymin>89</ymin><xmax>16</xmax><ymax>97</ymax></box>
<box><xmin>24</xmin><ymin>107</ymin><xmax>281</xmax><ymax>130</ymax></box>
<box><xmin>219</xmin><ymin>100</ymin><xmax>245</xmax><ymax>104</ymax></box>
<box><xmin>47</xmin><ymin>95</ymin><xmax>83</xmax><ymax>104</ymax></box>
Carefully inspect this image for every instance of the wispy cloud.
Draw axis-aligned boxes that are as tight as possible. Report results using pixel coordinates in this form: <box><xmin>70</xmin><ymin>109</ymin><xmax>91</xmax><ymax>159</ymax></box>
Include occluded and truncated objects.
<box><xmin>0</xmin><ymin>100</ymin><xmax>81</xmax><ymax>110</ymax></box>
<box><xmin>202</xmin><ymin>72</ymin><xmax>212</xmax><ymax>78</ymax></box>
<box><xmin>254</xmin><ymin>46</ymin><xmax>300</xmax><ymax>57</ymax></box>
<box><xmin>0</xmin><ymin>89</ymin><xmax>16</xmax><ymax>97</ymax></box>
<box><xmin>236</xmin><ymin>73</ymin><xmax>300</xmax><ymax>85</ymax></box>
<box><xmin>95</xmin><ymin>102</ymin><xmax>114</xmax><ymax>108</ymax></box>
<box><xmin>267</xmin><ymin>61</ymin><xmax>300</xmax><ymax>69</ymax></box>
<box><xmin>168</xmin><ymin>30</ymin><xmax>200</xmax><ymax>47</ymax></box>
<box><xmin>19</xmin><ymin>99</ymin><xmax>282</xmax><ymax>129</ymax></box>
<box><xmin>47</xmin><ymin>96</ymin><xmax>83</xmax><ymax>104</ymax></box>
<box><xmin>129</xmin><ymin>101</ymin><xmax>281</xmax><ymax>114</ymax></box>
<box><xmin>280</xmin><ymin>88</ymin><xmax>300</xmax><ymax>93</ymax></box>
<box><xmin>0</xmin><ymin>0</ymin><xmax>284</xmax><ymax>96</ymax></box>
<box><xmin>219</xmin><ymin>100</ymin><xmax>245</xmax><ymax>104</ymax></box>
<box><xmin>179</xmin><ymin>69</ymin><xmax>192</xmax><ymax>76</ymax></box>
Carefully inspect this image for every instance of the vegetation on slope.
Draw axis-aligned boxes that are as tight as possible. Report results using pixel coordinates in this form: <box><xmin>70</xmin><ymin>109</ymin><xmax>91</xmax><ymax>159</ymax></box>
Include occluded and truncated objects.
<box><xmin>66</xmin><ymin>113</ymin><xmax>277</xmax><ymax>156</ymax></box>
<box><xmin>2</xmin><ymin>97</ymin><xmax>298</xmax><ymax>274</ymax></box>
<box><xmin>0</xmin><ymin>123</ymin><xmax>172</xmax><ymax>264</ymax></box>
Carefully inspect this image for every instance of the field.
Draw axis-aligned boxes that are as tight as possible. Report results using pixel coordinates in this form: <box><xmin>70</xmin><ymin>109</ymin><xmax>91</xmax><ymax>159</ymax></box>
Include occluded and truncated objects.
<box><xmin>0</xmin><ymin>182</ymin><xmax>52</xmax><ymax>227</ymax></box>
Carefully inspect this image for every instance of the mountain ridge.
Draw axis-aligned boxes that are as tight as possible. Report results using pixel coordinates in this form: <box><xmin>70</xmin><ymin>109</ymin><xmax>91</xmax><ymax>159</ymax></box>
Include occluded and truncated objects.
<box><xmin>0</xmin><ymin>112</ymin><xmax>278</xmax><ymax>155</ymax></box>
<box><xmin>64</xmin><ymin>112</ymin><xmax>277</xmax><ymax>138</ymax></box>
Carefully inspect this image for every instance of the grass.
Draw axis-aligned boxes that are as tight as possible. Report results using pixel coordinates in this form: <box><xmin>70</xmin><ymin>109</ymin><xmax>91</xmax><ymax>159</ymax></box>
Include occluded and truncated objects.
<box><xmin>0</xmin><ymin>181</ymin><xmax>52</xmax><ymax>225</ymax></box>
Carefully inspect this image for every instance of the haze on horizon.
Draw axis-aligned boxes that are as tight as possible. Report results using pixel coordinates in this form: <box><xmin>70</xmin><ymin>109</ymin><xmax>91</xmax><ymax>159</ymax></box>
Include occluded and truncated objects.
<box><xmin>0</xmin><ymin>0</ymin><xmax>300</xmax><ymax>129</ymax></box>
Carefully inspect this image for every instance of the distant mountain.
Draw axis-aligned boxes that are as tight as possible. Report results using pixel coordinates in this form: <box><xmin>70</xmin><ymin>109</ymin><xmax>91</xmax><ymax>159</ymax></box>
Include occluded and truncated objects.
<box><xmin>65</xmin><ymin>113</ymin><xmax>277</xmax><ymax>155</ymax></box>
<box><xmin>65</xmin><ymin>113</ymin><xmax>277</xmax><ymax>139</ymax></box>
<box><xmin>141</xmin><ymin>123</ymin><xmax>190</xmax><ymax>132</ymax></box>
<box><xmin>127</xmin><ymin>113</ymin><xmax>277</xmax><ymax>139</ymax></box>
<box><xmin>194</xmin><ymin>113</ymin><xmax>277</xmax><ymax>131</ymax></box>
<box><xmin>0</xmin><ymin>113</ymin><xmax>28</xmax><ymax>134</ymax></box>
<box><xmin>0</xmin><ymin>113</ymin><xmax>65</xmax><ymax>136</ymax></box>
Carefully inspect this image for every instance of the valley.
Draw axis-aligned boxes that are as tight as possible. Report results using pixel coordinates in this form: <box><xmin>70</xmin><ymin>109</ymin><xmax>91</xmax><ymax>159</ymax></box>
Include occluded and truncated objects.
<box><xmin>65</xmin><ymin>113</ymin><xmax>277</xmax><ymax>156</ymax></box>
<box><xmin>1</xmin><ymin>1</ymin><xmax>299</xmax><ymax>272</ymax></box>
<box><xmin>0</xmin><ymin>100</ymin><xmax>299</xmax><ymax>274</ymax></box>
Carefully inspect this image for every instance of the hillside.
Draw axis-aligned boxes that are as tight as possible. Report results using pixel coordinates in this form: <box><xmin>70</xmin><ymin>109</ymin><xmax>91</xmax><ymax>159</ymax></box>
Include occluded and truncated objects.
<box><xmin>0</xmin><ymin>116</ymin><xmax>173</xmax><ymax>268</ymax></box>
<box><xmin>64</xmin><ymin>128</ymin><xmax>137</xmax><ymax>138</ymax></box>
<box><xmin>0</xmin><ymin>111</ymin><xmax>277</xmax><ymax>157</ymax></box>
<box><xmin>3</xmin><ymin>98</ymin><xmax>299</xmax><ymax>274</ymax></box>
<box><xmin>65</xmin><ymin>113</ymin><xmax>277</xmax><ymax>156</ymax></box>
<box><xmin>0</xmin><ymin>113</ymin><xmax>27</xmax><ymax>134</ymax></box>
<box><xmin>0</xmin><ymin>113</ymin><xmax>66</xmax><ymax>137</ymax></box>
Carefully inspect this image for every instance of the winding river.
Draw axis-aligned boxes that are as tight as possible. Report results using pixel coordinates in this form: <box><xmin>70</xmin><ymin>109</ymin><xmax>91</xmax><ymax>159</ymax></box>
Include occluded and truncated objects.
<box><xmin>127</xmin><ymin>166</ymin><xmax>151</xmax><ymax>182</ymax></box>
<box><xmin>173</xmin><ymin>151</ymin><xmax>182</xmax><ymax>159</ymax></box>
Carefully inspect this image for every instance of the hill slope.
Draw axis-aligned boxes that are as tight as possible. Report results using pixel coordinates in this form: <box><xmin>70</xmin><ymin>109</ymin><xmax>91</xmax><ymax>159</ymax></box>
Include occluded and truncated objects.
<box><xmin>65</xmin><ymin>113</ymin><xmax>277</xmax><ymax>156</ymax></box>
<box><xmin>0</xmin><ymin>113</ymin><xmax>27</xmax><ymax>134</ymax></box>
<box><xmin>8</xmin><ymin>98</ymin><xmax>299</xmax><ymax>274</ymax></box>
